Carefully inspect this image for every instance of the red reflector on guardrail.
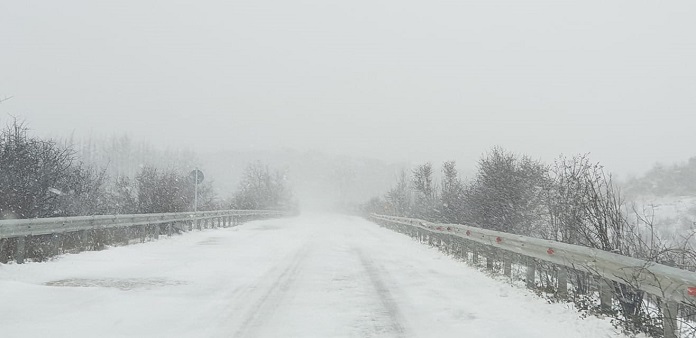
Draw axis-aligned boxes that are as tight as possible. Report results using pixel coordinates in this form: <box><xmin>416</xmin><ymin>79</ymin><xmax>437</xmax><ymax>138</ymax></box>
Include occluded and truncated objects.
<box><xmin>496</xmin><ymin>237</ymin><xmax>502</xmax><ymax>243</ymax></box>
<box><xmin>547</xmin><ymin>248</ymin><xmax>555</xmax><ymax>255</ymax></box>
<box><xmin>688</xmin><ymin>287</ymin><xmax>696</xmax><ymax>296</ymax></box>
<box><xmin>466</xmin><ymin>230</ymin><xmax>471</xmax><ymax>236</ymax></box>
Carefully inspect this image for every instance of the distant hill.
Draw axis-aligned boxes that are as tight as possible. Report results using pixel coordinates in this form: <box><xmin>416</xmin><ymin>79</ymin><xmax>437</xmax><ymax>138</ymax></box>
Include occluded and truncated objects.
<box><xmin>624</xmin><ymin>157</ymin><xmax>696</xmax><ymax>197</ymax></box>
<box><xmin>622</xmin><ymin>157</ymin><xmax>696</xmax><ymax>244</ymax></box>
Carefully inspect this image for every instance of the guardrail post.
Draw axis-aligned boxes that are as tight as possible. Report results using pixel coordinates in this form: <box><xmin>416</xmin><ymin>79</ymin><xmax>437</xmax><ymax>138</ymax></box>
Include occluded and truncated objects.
<box><xmin>51</xmin><ymin>233</ymin><xmax>61</xmax><ymax>256</ymax></box>
<box><xmin>574</xmin><ymin>270</ymin><xmax>589</xmax><ymax>295</ymax></box>
<box><xmin>526</xmin><ymin>258</ymin><xmax>536</xmax><ymax>288</ymax></box>
<box><xmin>598</xmin><ymin>278</ymin><xmax>613</xmax><ymax>312</ymax></box>
<box><xmin>95</xmin><ymin>229</ymin><xmax>106</xmax><ymax>250</ymax></box>
<box><xmin>503</xmin><ymin>253</ymin><xmax>512</xmax><ymax>277</ymax></box>
<box><xmin>557</xmin><ymin>267</ymin><xmax>568</xmax><ymax>298</ymax></box>
<box><xmin>460</xmin><ymin>239</ymin><xmax>469</xmax><ymax>262</ymax></box>
<box><xmin>0</xmin><ymin>238</ymin><xmax>8</xmax><ymax>263</ymax></box>
<box><xmin>81</xmin><ymin>230</ymin><xmax>92</xmax><ymax>251</ymax></box>
<box><xmin>153</xmin><ymin>224</ymin><xmax>160</xmax><ymax>239</ymax></box>
<box><xmin>472</xmin><ymin>244</ymin><xmax>479</xmax><ymax>265</ymax></box>
<box><xmin>16</xmin><ymin>236</ymin><xmax>26</xmax><ymax>264</ymax></box>
<box><xmin>486</xmin><ymin>247</ymin><xmax>494</xmax><ymax>271</ymax></box>
<box><xmin>197</xmin><ymin>219</ymin><xmax>202</xmax><ymax>231</ymax></box>
<box><xmin>167</xmin><ymin>223</ymin><xmax>173</xmax><ymax>237</ymax></box>
<box><xmin>661</xmin><ymin>300</ymin><xmax>679</xmax><ymax>338</ymax></box>
<box><xmin>122</xmin><ymin>227</ymin><xmax>130</xmax><ymax>246</ymax></box>
<box><xmin>452</xmin><ymin>237</ymin><xmax>461</xmax><ymax>259</ymax></box>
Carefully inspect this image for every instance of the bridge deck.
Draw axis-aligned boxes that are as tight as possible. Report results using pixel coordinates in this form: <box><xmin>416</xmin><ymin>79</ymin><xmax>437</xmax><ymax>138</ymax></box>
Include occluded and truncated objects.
<box><xmin>0</xmin><ymin>214</ymin><xmax>624</xmax><ymax>337</ymax></box>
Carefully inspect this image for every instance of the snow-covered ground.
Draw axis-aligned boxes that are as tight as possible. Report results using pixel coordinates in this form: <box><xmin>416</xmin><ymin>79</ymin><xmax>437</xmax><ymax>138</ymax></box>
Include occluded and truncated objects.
<box><xmin>630</xmin><ymin>195</ymin><xmax>696</xmax><ymax>243</ymax></box>
<box><xmin>0</xmin><ymin>214</ymin><xmax>628</xmax><ymax>338</ymax></box>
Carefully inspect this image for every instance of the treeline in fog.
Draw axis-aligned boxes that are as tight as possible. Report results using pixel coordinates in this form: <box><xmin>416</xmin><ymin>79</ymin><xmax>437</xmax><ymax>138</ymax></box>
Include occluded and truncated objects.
<box><xmin>0</xmin><ymin>119</ymin><xmax>295</xmax><ymax>220</ymax></box>
<box><xmin>625</xmin><ymin>157</ymin><xmax>696</xmax><ymax>197</ymax></box>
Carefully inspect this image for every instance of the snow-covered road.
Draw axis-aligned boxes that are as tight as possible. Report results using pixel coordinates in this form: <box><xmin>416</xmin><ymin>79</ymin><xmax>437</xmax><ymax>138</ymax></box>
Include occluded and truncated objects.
<box><xmin>0</xmin><ymin>214</ymin><xmax>625</xmax><ymax>337</ymax></box>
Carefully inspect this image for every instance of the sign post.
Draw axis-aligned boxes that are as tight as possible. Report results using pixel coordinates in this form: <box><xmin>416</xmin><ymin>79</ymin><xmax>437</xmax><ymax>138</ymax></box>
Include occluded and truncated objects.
<box><xmin>189</xmin><ymin>169</ymin><xmax>205</xmax><ymax>212</ymax></box>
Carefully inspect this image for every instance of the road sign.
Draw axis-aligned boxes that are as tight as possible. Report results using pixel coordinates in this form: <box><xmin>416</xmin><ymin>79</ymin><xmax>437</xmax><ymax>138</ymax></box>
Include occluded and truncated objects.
<box><xmin>189</xmin><ymin>169</ymin><xmax>204</xmax><ymax>185</ymax></box>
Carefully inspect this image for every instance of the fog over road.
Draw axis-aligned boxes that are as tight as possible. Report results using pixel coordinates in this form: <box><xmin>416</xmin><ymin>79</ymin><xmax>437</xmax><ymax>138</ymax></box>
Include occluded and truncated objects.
<box><xmin>0</xmin><ymin>214</ymin><xmax>625</xmax><ymax>337</ymax></box>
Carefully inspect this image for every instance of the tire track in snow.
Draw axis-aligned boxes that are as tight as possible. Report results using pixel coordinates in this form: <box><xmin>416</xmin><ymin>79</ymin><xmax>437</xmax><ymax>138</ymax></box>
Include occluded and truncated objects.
<box><xmin>355</xmin><ymin>249</ymin><xmax>410</xmax><ymax>337</ymax></box>
<box><xmin>229</xmin><ymin>243</ymin><xmax>312</xmax><ymax>338</ymax></box>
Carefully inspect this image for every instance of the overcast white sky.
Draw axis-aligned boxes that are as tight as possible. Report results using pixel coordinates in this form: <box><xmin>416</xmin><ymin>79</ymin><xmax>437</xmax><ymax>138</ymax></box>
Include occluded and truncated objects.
<box><xmin>1</xmin><ymin>0</ymin><xmax>695</xmax><ymax>177</ymax></box>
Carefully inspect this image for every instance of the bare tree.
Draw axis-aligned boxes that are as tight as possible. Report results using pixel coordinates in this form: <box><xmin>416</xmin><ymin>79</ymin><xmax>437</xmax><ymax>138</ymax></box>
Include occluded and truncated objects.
<box><xmin>412</xmin><ymin>163</ymin><xmax>439</xmax><ymax>220</ymax></box>
<box><xmin>134</xmin><ymin>166</ymin><xmax>215</xmax><ymax>213</ymax></box>
<box><xmin>0</xmin><ymin>119</ymin><xmax>86</xmax><ymax>218</ymax></box>
<box><xmin>232</xmin><ymin>162</ymin><xmax>293</xmax><ymax>210</ymax></box>
<box><xmin>441</xmin><ymin>161</ymin><xmax>466</xmax><ymax>224</ymax></box>
<box><xmin>385</xmin><ymin>169</ymin><xmax>412</xmax><ymax>216</ymax></box>
<box><xmin>464</xmin><ymin>146</ymin><xmax>549</xmax><ymax>234</ymax></box>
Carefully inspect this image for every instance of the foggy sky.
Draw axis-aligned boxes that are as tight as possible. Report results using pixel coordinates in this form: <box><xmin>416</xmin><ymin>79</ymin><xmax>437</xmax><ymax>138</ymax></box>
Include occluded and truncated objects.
<box><xmin>1</xmin><ymin>0</ymin><xmax>695</xmax><ymax>177</ymax></box>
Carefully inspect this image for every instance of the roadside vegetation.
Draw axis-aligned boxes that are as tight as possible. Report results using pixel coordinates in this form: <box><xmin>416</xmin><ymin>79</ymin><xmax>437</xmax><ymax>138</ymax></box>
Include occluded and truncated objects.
<box><xmin>363</xmin><ymin>147</ymin><xmax>696</xmax><ymax>337</ymax></box>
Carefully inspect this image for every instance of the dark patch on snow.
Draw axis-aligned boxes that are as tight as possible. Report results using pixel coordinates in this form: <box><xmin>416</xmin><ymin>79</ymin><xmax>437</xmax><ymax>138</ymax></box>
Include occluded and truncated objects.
<box><xmin>197</xmin><ymin>237</ymin><xmax>225</xmax><ymax>245</ymax></box>
<box><xmin>44</xmin><ymin>278</ymin><xmax>187</xmax><ymax>291</ymax></box>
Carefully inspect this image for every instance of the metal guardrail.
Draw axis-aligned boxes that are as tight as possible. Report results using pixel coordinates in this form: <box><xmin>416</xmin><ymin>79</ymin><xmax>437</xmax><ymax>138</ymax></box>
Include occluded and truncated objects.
<box><xmin>0</xmin><ymin>209</ymin><xmax>287</xmax><ymax>264</ymax></box>
<box><xmin>369</xmin><ymin>213</ymin><xmax>696</xmax><ymax>338</ymax></box>
<box><xmin>0</xmin><ymin>210</ymin><xmax>282</xmax><ymax>238</ymax></box>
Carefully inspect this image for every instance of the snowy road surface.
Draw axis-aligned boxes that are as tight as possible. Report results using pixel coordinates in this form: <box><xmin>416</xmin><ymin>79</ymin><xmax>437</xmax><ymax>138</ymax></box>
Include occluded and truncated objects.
<box><xmin>0</xmin><ymin>214</ymin><xmax>625</xmax><ymax>338</ymax></box>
